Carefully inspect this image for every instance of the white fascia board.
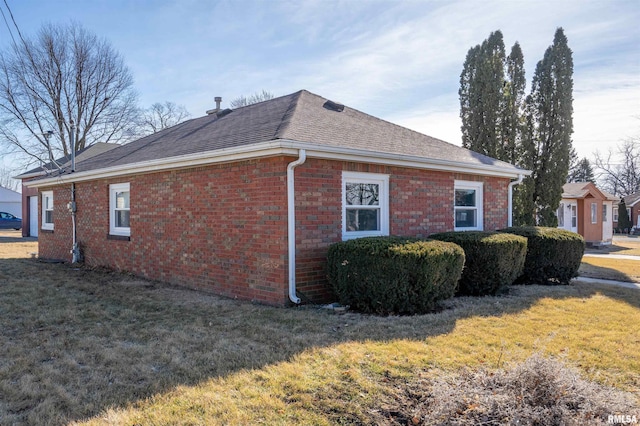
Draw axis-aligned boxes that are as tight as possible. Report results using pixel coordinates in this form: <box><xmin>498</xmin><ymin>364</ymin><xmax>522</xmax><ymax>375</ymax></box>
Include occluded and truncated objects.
<box><xmin>25</xmin><ymin>141</ymin><xmax>297</xmax><ymax>188</ymax></box>
<box><xmin>278</xmin><ymin>140</ymin><xmax>531</xmax><ymax>179</ymax></box>
<box><xmin>26</xmin><ymin>139</ymin><xmax>530</xmax><ymax>188</ymax></box>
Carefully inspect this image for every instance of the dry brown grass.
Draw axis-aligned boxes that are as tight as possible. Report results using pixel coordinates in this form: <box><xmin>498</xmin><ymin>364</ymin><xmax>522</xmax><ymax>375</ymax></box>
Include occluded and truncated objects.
<box><xmin>0</xmin><ymin>232</ymin><xmax>639</xmax><ymax>425</ymax></box>
<box><xmin>587</xmin><ymin>236</ymin><xmax>640</xmax><ymax>257</ymax></box>
<box><xmin>580</xmin><ymin>257</ymin><xmax>640</xmax><ymax>282</ymax></box>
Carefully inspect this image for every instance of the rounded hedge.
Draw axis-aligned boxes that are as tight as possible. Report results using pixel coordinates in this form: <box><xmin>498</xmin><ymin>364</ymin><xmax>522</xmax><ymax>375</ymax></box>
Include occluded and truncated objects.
<box><xmin>326</xmin><ymin>236</ymin><xmax>465</xmax><ymax>315</ymax></box>
<box><xmin>430</xmin><ymin>231</ymin><xmax>527</xmax><ymax>296</ymax></box>
<box><xmin>498</xmin><ymin>227</ymin><xmax>585</xmax><ymax>285</ymax></box>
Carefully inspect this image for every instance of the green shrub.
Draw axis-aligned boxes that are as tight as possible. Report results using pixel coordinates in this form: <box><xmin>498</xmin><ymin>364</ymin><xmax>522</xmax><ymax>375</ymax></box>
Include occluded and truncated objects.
<box><xmin>326</xmin><ymin>236</ymin><xmax>464</xmax><ymax>315</ymax></box>
<box><xmin>498</xmin><ymin>227</ymin><xmax>585</xmax><ymax>285</ymax></box>
<box><xmin>430</xmin><ymin>231</ymin><xmax>527</xmax><ymax>296</ymax></box>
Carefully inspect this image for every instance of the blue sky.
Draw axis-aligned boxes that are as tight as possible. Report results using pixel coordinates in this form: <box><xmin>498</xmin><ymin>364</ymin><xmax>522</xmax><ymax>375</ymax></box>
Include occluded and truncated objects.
<box><xmin>1</xmin><ymin>0</ymin><xmax>639</xmax><ymax>174</ymax></box>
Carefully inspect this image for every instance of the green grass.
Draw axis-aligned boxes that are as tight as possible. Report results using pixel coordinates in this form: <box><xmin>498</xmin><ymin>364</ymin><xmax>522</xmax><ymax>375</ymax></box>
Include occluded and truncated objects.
<box><xmin>0</xmin><ymin>234</ymin><xmax>639</xmax><ymax>425</ymax></box>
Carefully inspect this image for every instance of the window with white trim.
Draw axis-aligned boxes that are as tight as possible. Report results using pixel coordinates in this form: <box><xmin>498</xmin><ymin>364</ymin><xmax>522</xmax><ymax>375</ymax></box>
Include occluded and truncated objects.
<box><xmin>41</xmin><ymin>191</ymin><xmax>54</xmax><ymax>230</ymax></box>
<box><xmin>602</xmin><ymin>204</ymin><xmax>607</xmax><ymax>222</ymax></box>
<box><xmin>109</xmin><ymin>183</ymin><xmax>130</xmax><ymax>236</ymax></box>
<box><xmin>342</xmin><ymin>172</ymin><xmax>389</xmax><ymax>240</ymax></box>
<box><xmin>591</xmin><ymin>202</ymin><xmax>597</xmax><ymax>224</ymax></box>
<box><xmin>454</xmin><ymin>181</ymin><xmax>483</xmax><ymax>231</ymax></box>
<box><xmin>613</xmin><ymin>207</ymin><xmax>619</xmax><ymax>222</ymax></box>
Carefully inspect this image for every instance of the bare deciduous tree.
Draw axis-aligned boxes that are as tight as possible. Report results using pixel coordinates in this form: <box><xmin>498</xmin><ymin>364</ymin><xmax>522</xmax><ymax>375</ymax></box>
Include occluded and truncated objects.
<box><xmin>594</xmin><ymin>137</ymin><xmax>640</xmax><ymax>196</ymax></box>
<box><xmin>229</xmin><ymin>90</ymin><xmax>275</xmax><ymax>109</ymax></box>
<box><xmin>0</xmin><ymin>166</ymin><xmax>20</xmax><ymax>191</ymax></box>
<box><xmin>138</xmin><ymin>102</ymin><xmax>190</xmax><ymax>135</ymax></box>
<box><xmin>0</xmin><ymin>21</ymin><xmax>139</xmax><ymax>165</ymax></box>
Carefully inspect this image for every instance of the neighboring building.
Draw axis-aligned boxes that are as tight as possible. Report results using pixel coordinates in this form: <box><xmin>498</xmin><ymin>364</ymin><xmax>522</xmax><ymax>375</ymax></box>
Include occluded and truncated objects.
<box><xmin>24</xmin><ymin>90</ymin><xmax>529</xmax><ymax>305</ymax></box>
<box><xmin>0</xmin><ymin>186</ymin><xmax>22</xmax><ymax>217</ymax></box>
<box><xmin>559</xmin><ymin>182</ymin><xmax>617</xmax><ymax>246</ymax></box>
<box><xmin>613</xmin><ymin>191</ymin><xmax>640</xmax><ymax>234</ymax></box>
<box><xmin>16</xmin><ymin>143</ymin><xmax>119</xmax><ymax>237</ymax></box>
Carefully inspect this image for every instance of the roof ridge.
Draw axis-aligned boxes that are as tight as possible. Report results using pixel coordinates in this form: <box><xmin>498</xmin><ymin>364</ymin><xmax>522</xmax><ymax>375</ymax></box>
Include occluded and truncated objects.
<box><xmin>272</xmin><ymin>90</ymin><xmax>305</xmax><ymax>139</ymax></box>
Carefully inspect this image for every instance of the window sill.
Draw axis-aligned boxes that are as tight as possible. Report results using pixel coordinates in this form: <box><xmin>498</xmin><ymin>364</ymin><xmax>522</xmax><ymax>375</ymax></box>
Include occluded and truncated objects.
<box><xmin>107</xmin><ymin>234</ymin><xmax>131</xmax><ymax>241</ymax></box>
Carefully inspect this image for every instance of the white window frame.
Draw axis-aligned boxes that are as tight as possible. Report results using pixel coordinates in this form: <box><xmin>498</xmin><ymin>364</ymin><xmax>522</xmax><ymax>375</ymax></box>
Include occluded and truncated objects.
<box><xmin>41</xmin><ymin>190</ymin><xmax>54</xmax><ymax>230</ymax></box>
<box><xmin>602</xmin><ymin>204</ymin><xmax>608</xmax><ymax>222</ymax></box>
<box><xmin>613</xmin><ymin>207</ymin><xmax>619</xmax><ymax>222</ymax></box>
<box><xmin>342</xmin><ymin>171</ymin><xmax>389</xmax><ymax>240</ymax></box>
<box><xmin>591</xmin><ymin>202</ymin><xmax>597</xmax><ymax>224</ymax></box>
<box><xmin>454</xmin><ymin>180</ymin><xmax>484</xmax><ymax>231</ymax></box>
<box><xmin>109</xmin><ymin>183</ymin><xmax>131</xmax><ymax>236</ymax></box>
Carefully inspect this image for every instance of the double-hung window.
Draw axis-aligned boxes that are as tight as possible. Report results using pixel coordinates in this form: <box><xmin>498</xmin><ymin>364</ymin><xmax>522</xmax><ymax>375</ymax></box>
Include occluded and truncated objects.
<box><xmin>613</xmin><ymin>207</ymin><xmax>619</xmax><ymax>222</ymax></box>
<box><xmin>602</xmin><ymin>204</ymin><xmax>608</xmax><ymax>222</ymax></box>
<box><xmin>41</xmin><ymin>191</ymin><xmax>54</xmax><ymax>230</ymax></box>
<box><xmin>109</xmin><ymin>183</ymin><xmax>130</xmax><ymax>236</ymax></box>
<box><xmin>454</xmin><ymin>181</ymin><xmax>483</xmax><ymax>231</ymax></box>
<box><xmin>342</xmin><ymin>172</ymin><xmax>389</xmax><ymax>240</ymax></box>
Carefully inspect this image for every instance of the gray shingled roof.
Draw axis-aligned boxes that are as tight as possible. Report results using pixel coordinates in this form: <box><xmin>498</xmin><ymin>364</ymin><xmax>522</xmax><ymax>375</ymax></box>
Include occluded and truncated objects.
<box><xmin>562</xmin><ymin>182</ymin><xmax>618</xmax><ymax>201</ymax></box>
<box><xmin>624</xmin><ymin>191</ymin><xmax>640</xmax><ymax>206</ymax></box>
<box><xmin>16</xmin><ymin>142</ymin><xmax>119</xmax><ymax>179</ymax></box>
<box><xmin>36</xmin><ymin>90</ymin><xmax>525</xmax><ymax>178</ymax></box>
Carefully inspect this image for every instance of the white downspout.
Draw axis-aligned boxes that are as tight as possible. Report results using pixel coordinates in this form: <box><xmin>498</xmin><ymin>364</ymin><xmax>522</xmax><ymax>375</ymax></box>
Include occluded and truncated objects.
<box><xmin>508</xmin><ymin>174</ymin><xmax>524</xmax><ymax>227</ymax></box>
<box><xmin>287</xmin><ymin>149</ymin><xmax>306</xmax><ymax>304</ymax></box>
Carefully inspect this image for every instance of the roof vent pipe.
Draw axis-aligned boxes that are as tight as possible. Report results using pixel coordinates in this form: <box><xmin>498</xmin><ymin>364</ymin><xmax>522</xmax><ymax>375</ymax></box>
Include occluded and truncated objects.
<box><xmin>206</xmin><ymin>97</ymin><xmax>223</xmax><ymax>115</ymax></box>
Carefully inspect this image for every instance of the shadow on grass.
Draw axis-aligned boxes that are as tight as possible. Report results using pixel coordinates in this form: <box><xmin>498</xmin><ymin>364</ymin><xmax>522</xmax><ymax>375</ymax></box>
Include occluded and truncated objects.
<box><xmin>579</xmin><ymin>262</ymin><xmax>635</xmax><ymax>283</ymax></box>
<box><xmin>0</xmin><ymin>257</ymin><xmax>638</xmax><ymax>425</ymax></box>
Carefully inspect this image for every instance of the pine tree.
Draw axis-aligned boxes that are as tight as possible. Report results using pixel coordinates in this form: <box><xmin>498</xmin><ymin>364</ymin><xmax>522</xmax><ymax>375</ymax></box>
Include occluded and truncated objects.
<box><xmin>568</xmin><ymin>157</ymin><xmax>595</xmax><ymax>183</ymax></box>
<box><xmin>520</xmin><ymin>28</ymin><xmax>574</xmax><ymax>226</ymax></box>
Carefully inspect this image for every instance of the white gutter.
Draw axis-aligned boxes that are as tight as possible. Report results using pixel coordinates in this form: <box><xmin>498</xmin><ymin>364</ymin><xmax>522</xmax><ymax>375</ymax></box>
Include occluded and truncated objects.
<box><xmin>287</xmin><ymin>149</ymin><xmax>306</xmax><ymax>304</ymax></box>
<box><xmin>508</xmin><ymin>174</ymin><xmax>525</xmax><ymax>227</ymax></box>
<box><xmin>26</xmin><ymin>140</ymin><xmax>529</xmax><ymax>188</ymax></box>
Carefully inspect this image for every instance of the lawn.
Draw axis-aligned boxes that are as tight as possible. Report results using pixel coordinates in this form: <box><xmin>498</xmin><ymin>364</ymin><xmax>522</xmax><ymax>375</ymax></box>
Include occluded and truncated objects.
<box><xmin>0</xmin><ymin>231</ymin><xmax>639</xmax><ymax>424</ymax></box>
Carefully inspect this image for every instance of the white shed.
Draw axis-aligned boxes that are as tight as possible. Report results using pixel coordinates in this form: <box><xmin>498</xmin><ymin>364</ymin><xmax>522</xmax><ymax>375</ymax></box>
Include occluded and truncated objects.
<box><xmin>0</xmin><ymin>186</ymin><xmax>21</xmax><ymax>217</ymax></box>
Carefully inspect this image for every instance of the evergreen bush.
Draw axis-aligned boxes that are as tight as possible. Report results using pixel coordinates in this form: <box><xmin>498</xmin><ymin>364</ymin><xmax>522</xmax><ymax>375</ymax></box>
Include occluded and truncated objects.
<box><xmin>326</xmin><ymin>237</ymin><xmax>464</xmax><ymax>315</ymax></box>
<box><xmin>430</xmin><ymin>231</ymin><xmax>527</xmax><ymax>296</ymax></box>
<box><xmin>499</xmin><ymin>227</ymin><xmax>585</xmax><ymax>284</ymax></box>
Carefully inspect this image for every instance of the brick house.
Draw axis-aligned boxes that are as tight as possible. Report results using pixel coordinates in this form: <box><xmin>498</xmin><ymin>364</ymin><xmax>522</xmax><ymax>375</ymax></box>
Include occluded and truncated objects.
<box><xmin>613</xmin><ymin>191</ymin><xmax>640</xmax><ymax>233</ymax></box>
<box><xmin>23</xmin><ymin>90</ymin><xmax>529</xmax><ymax>305</ymax></box>
<box><xmin>17</xmin><ymin>143</ymin><xmax>119</xmax><ymax>238</ymax></box>
<box><xmin>558</xmin><ymin>182</ymin><xmax>617</xmax><ymax>246</ymax></box>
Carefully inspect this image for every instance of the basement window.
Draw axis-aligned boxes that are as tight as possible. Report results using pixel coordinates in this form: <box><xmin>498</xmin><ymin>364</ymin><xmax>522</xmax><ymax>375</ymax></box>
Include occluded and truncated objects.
<box><xmin>342</xmin><ymin>171</ymin><xmax>389</xmax><ymax>240</ymax></box>
<box><xmin>109</xmin><ymin>183</ymin><xmax>130</xmax><ymax>237</ymax></box>
<box><xmin>41</xmin><ymin>191</ymin><xmax>54</xmax><ymax>231</ymax></box>
<box><xmin>454</xmin><ymin>181</ymin><xmax>483</xmax><ymax>231</ymax></box>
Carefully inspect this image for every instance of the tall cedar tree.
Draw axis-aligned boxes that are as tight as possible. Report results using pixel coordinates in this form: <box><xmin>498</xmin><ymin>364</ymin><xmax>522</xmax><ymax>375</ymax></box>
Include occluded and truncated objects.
<box><xmin>459</xmin><ymin>31</ymin><xmax>505</xmax><ymax>158</ymax></box>
<box><xmin>459</xmin><ymin>32</ymin><xmax>526</xmax><ymax>163</ymax></box>
<box><xmin>518</xmin><ymin>28</ymin><xmax>574</xmax><ymax>226</ymax></box>
<box><xmin>617</xmin><ymin>200</ymin><xmax>632</xmax><ymax>233</ymax></box>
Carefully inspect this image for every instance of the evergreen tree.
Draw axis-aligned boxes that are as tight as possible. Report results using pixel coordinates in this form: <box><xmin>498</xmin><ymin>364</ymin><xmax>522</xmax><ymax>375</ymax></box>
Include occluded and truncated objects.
<box><xmin>568</xmin><ymin>157</ymin><xmax>595</xmax><ymax>183</ymax></box>
<box><xmin>501</xmin><ymin>42</ymin><xmax>526</xmax><ymax>164</ymax></box>
<box><xmin>520</xmin><ymin>28</ymin><xmax>574</xmax><ymax>226</ymax></box>
<box><xmin>617</xmin><ymin>200</ymin><xmax>632</xmax><ymax>233</ymax></box>
<box><xmin>459</xmin><ymin>31</ymin><xmax>506</xmax><ymax>158</ymax></box>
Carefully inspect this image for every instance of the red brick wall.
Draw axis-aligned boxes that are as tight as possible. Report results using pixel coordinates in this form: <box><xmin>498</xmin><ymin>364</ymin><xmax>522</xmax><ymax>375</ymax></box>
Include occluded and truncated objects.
<box><xmin>293</xmin><ymin>159</ymin><xmax>510</xmax><ymax>302</ymax></box>
<box><xmin>38</xmin><ymin>156</ymin><xmax>511</xmax><ymax>305</ymax></box>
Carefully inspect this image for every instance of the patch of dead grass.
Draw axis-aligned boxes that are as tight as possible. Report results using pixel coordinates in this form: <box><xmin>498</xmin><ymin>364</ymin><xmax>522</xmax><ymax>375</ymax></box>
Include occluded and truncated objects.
<box><xmin>0</xmin><ymin>235</ymin><xmax>638</xmax><ymax>425</ymax></box>
<box><xmin>580</xmin><ymin>257</ymin><xmax>640</xmax><ymax>282</ymax></box>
